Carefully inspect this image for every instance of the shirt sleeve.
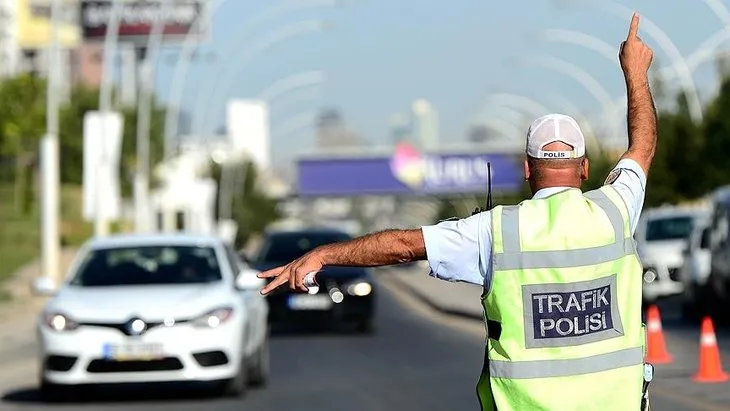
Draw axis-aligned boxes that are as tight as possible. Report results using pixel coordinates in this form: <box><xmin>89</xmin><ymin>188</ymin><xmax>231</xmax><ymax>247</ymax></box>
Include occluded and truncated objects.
<box><xmin>420</xmin><ymin>211</ymin><xmax>492</xmax><ymax>287</ymax></box>
<box><xmin>605</xmin><ymin>158</ymin><xmax>647</xmax><ymax>235</ymax></box>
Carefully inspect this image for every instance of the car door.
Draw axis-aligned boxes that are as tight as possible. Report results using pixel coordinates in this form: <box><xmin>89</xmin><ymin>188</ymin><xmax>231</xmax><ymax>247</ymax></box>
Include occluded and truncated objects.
<box><xmin>224</xmin><ymin>245</ymin><xmax>264</xmax><ymax>354</ymax></box>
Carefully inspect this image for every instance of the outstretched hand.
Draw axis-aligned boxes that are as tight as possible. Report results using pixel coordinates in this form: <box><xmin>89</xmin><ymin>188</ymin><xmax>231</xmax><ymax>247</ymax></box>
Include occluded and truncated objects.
<box><xmin>257</xmin><ymin>251</ymin><xmax>325</xmax><ymax>295</ymax></box>
<box><xmin>619</xmin><ymin>12</ymin><xmax>654</xmax><ymax>79</ymax></box>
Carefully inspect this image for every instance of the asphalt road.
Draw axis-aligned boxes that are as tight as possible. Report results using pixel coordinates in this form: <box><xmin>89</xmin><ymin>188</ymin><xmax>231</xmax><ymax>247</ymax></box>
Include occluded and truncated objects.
<box><xmin>1</xmin><ymin>275</ymin><xmax>729</xmax><ymax>411</ymax></box>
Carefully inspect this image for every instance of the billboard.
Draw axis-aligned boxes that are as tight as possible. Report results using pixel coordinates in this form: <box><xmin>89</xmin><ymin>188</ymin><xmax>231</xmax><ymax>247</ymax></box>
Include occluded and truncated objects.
<box><xmin>80</xmin><ymin>0</ymin><xmax>209</xmax><ymax>44</ymax></box>
<box><xmin>297</xmin><ymin>143</ymin><xmax>525</xmax><ymax>197</ymax></box>
<box><xmin>227</xmin><ymin>99</ymin><xmax>270</xmax><ymax>170</ymax></box>
<box><xmin>18</xmin><ymin>0</ymin><xmax>81</xmax><ymax>48</ymax></box>
<box><xmin>83</xmin><ymin>111</ymin><xmax>124</xmax><ymax>221</ymax></box>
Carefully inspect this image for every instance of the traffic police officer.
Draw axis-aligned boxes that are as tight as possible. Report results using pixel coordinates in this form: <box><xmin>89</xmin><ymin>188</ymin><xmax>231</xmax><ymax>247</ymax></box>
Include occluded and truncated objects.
<box><xmin>259</xmin><ymin>12</ymin><xmax>656</xmax><ymax>411</ymax></box>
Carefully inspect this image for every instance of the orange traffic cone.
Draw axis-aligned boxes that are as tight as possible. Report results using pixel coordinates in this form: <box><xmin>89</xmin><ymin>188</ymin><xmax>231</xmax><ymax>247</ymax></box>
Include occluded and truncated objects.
<box><xmin>693</xmin><ymin>316</ymin><xmax>729</xmax><ymax>383</ymax></box>
<box><xmin>645</xmin><ymin>305</ymin><xmax>673</xmax><ymax>364</ymax></box>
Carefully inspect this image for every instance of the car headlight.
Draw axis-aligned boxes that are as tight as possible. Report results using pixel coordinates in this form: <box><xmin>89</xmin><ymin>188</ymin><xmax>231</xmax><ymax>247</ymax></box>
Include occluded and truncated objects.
<box><xmin>346</xmin><ymin>281</ymin><xmax>373</xmax><ymax>296</ymax></box>
<box><xmin>42</xmin><ymin>313</ymin><xmax>79</xmax><ymax>332</ymax></box>
<box><xmin>643</xmin><ymin>268</ymin><xmax>658</xmax><ymax>283</ymax></box>
<box><xmin>192</xmin><ymin>307</ymin><xmax>234</xmax><ymax>328</ymax></box>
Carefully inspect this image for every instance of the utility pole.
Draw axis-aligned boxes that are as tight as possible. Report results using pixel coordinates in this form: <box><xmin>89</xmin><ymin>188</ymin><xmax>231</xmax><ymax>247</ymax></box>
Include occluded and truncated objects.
<box><xmin>134</xmin><ymin>0</ymin><xmax>172</xmax><ymax>233</ymax></box>
<box><xmin>133</xmin><ymin>46</ymin><xmax>151</xmax><ymax>233</ymax></box>
<box><xmin>40</xmin><ymin>0</ymin><xmax>62</xmax><ymax>284</ymax></box>
<box><xmin>96</xmin><ymin>0</ymin><xmax>124</xmax><ymax>237</ymax></box>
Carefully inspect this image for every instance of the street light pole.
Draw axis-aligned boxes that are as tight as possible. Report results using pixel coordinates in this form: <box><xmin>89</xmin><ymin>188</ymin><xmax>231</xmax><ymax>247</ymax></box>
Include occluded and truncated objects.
<box><xmin>134</xmin><ymin>0</ymin><xmax>172</xmax><ymax>233</ymax></box>
<box><xmin>40</xmin><ymin>0</ymin><xmax>62</xmax><ymax>284</ymax></box>
<box><xmin>133</xmin><ymin>46</ymin><xmax>151</xmax><ymax>232</ymax></box>
<box><xmin>96</xmin><ymin>0</ymin><xmax>123</xmax><ymax>237</ymax></box>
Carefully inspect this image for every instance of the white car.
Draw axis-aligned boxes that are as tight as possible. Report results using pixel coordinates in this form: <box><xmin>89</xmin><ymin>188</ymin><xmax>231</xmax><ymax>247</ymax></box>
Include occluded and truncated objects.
<box><xmin>32</xmin><ymin>234</ymin><xmax>270</xmax><ymax>401</ymax></box>
<box><xmin>637</xmin><ymin>207</ymin><xmax>709</xmax><ymax>303</ymax></box>
<box><xmin>678</xmin><ymin>219</ymin><xmax>712</xmax><ymax>319</ymax></box>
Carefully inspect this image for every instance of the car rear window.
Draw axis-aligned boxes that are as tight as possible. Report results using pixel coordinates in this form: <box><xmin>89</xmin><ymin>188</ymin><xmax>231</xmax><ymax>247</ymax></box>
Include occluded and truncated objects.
<box><xmin>69</xmin><ymin>245</ymin><xmax>223</xmax><ymax>287</ymax></box>
<box><xmin>645</xmin><ymin>217</ymin><xmax>694</xmax><ymax>242</ymax></box>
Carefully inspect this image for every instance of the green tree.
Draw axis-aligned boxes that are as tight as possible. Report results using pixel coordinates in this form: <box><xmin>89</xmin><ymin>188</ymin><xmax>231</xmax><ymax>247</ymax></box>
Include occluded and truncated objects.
<box><xmin>119</xmin><ymin>103</ymin><xmax>166</xmax><ymax>197</ymax></box>
<box><xmin>699</xmin><ymin>76</ymin><xmax>730</xmax><ymax>192</ymax></box>
<box><xmin>210</xmin><ymin>160</ymin><xmax>281</xmax><ymax>248</ymax></box>
<box><xmin>58</xmin><ymin>85</ymin><xmax>167</xmax><ymax>197</ymax></box>
<box><xmin>0</xmin><ymin>74</ymin><xmax>46</xmax><ymax>213</ymax></box>
<box><xmin>59</xmin><ymin>85</ymin><xmax>97</xmax><ymax>184</ymax></box>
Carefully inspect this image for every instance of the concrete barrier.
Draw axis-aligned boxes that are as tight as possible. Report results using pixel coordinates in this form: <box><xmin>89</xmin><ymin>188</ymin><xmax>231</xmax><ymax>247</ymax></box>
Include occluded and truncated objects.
<box><xmin>377</xmin><ymin>266</ymin><xmax>484</xmax><ymax>320</ymax></box>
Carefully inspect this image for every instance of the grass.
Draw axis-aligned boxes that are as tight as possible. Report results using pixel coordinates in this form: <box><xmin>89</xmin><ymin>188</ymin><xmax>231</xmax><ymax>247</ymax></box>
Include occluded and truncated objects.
<box><xmin>0</xmin><ymin>183</ymin><xmax>93</xmax><ymax>289</ymax></box>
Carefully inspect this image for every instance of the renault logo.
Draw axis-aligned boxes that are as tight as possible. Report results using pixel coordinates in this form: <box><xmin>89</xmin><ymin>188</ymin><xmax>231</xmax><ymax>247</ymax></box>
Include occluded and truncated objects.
<box><xmin>125</xmin><ymin>318</ymin><xmax>147</xmax><ymax>336</ymax></box>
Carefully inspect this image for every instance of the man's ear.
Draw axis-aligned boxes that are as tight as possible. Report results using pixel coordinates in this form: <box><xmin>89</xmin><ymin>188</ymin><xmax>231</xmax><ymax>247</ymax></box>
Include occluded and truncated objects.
<box><xmin>523</xmin><ymin>159</ymin><xmax>530</xmax><ymax>181</ymax></box>
<box><xmin>580</xmin><ymin>157</ymin><xmax>590</xmax><ymax>181</ymax></box>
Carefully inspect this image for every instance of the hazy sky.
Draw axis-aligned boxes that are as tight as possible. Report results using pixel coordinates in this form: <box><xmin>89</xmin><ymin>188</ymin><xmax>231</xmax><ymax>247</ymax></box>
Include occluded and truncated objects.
<box><xmin>153</xmin><ymin>0</ymin><xmax>728</xmax><ymax>160</ymax></box>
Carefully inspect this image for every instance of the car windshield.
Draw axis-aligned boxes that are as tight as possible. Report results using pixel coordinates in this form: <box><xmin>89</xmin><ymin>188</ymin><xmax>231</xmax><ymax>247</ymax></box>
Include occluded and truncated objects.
<box><xmin>645</xmin><ymin>216</ymin><xmax>694</xmax><ymax>242</ymax></box>
<box><xmin>69</xmin><ymin>245</ymin><xmax>223</xmax><ymax>287</ymax></box>
<box><xmin>257</xmin><ymin>232</ymin><xmax>352</xmax><ymax>264</ymax></box>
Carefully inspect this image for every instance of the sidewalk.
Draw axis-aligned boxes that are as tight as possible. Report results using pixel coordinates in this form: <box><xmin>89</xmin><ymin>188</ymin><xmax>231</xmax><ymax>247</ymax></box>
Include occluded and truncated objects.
<box><xmin>0</xmin><ymin>248</ymin><xmax>78</xmax><ymax>354</ymax></box>
<box><xmin>377</xmin><ymin>266</ymin><xmax>484</xmax><ymax>320</ymax></box>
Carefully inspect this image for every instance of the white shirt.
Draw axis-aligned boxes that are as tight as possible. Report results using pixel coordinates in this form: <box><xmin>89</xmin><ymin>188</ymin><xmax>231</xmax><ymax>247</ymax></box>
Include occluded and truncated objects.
<box><xmin>421</xmin><ymin>158</ymin><xmax>648</xmax><ymax>289</ymax></box>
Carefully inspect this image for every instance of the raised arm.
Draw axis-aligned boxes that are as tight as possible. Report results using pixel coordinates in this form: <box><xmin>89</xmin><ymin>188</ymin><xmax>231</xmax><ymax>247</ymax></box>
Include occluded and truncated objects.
<box><xmin>618</xmin><ymin>13</ymin><xmax>657</xmax><ymax>176</ymax></box>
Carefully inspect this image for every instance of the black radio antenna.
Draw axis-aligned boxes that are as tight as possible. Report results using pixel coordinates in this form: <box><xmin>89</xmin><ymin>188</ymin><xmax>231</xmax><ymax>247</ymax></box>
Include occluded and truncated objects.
<box><xmin>472</xmin><ymin>162</ymin><xmax>493</xmax><ymax>216</ymax></box>
<box><xmin>486</xmin><ymin>162</ymin><xmax>493</xmax><ymax>210</ymax></box>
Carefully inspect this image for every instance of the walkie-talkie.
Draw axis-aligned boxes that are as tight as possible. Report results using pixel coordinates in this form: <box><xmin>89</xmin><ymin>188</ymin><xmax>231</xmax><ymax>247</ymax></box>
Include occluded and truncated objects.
<box><xmin>472</xmin><ymin>162</ymin><xmax>493</xmax><ymax>216</ymax></box>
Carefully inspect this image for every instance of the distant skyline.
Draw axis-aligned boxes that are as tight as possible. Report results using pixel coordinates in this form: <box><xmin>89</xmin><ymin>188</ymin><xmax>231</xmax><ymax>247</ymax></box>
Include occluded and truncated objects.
<box><xmin>151</xmin><ymin>0</ymin><xmax>730</xmax><ymax>161</ymax></box>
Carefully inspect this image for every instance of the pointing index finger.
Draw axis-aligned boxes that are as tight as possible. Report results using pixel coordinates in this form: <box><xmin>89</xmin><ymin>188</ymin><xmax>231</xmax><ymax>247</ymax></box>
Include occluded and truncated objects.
<box><xmin>627</xmin><ymin>12</ymin><xmax>640</xmax><ymax>39</ymax></box>
<box><xmin>258</xmin><ymin>266</ymin><xmax>285</xmax><ymax>278</ymax></box>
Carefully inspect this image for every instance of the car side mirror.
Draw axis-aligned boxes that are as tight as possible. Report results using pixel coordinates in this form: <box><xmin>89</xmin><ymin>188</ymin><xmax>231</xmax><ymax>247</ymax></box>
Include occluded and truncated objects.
<box><xmin>235</xmin><ymin>269</ymin><xmax>266</xmax><ymax>291</ymax></box>
<box><xmin>32</xmin><ymin>276</ymin><xmax>58</xmax><ymax>296</ymax></box>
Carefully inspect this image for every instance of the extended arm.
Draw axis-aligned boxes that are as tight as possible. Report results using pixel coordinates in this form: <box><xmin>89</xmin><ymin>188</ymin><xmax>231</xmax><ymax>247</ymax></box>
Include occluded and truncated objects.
<box><xmin>317</xmin><ymin>229</ymin><xmax>426</xmax><ymax>267</ymax></box>
<box><xmin>259</xmin><ymin>229</ymin><xmax>427</xmax><ymax>294</ymax></box>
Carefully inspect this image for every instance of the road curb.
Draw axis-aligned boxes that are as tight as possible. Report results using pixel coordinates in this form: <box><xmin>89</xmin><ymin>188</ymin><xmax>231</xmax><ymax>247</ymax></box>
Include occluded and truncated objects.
<box><xmin>376</xmin><ymin>269</ymin><xmax>484</xmax><ymax>322</ymax></box>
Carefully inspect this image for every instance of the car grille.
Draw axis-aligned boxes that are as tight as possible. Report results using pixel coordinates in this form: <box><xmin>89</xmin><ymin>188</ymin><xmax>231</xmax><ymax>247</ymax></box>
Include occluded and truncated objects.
<box><xmin>87</xmin><ymin>357</ymin><xmax>183</xmax><ymax>373</ymax></box>
<box><xmin>79</xmin><ymin>319</ymin><xmax>191</xmax><ymax>336</ymax></box>
<box><xmin>668</xmin><ymin>267</ymin><xmax>680</xmax><ymax>282</ymax></box>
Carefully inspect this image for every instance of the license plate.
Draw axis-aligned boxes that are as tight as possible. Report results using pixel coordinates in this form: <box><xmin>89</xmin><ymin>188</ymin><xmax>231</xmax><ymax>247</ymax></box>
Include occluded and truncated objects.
<box><xmin>288</xmin><ymin>294</ymin><xmax>333</xmax><ymax>310</ymax></box>
<box><xmin>102</xmin><ymin>342</ymin><xmax>164</xmax><ymax>361</ymax></box>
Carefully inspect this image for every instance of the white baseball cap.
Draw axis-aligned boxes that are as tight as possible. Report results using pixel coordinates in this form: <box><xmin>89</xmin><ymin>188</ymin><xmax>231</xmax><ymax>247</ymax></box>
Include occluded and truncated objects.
<box><xmin>526</xmin><ymin>114</ymin><xmax>586</xmax><ymax>159</ymax></box>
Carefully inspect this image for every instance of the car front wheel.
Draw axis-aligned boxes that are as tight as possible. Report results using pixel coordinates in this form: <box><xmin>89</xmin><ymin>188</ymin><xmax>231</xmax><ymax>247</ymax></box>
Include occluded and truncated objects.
<box><xmin>40</xmin><ymin>380</ymin><xmax>75</xmax><ymax>403</ymax></box>
<box><xmin>219</xmin><ymin>358</ymin><xmax>248</xmax><ymax>398</ymax></box>
<box><xmin>355</xmin><ymin>317</ymin><xmax>375</xmax><ymax>334</ymax></box>
<box><xmin>248</xmin><ymin>331</ymin><xmax>270</xmax><ymax>388</ymax></box>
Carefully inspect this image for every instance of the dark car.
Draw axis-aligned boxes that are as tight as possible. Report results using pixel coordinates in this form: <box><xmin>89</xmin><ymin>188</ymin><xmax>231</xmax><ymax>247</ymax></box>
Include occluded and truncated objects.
<box><xmin>250</xmin><ymin>228</ymin><xmax>376</xmax><ymax>333</ymax></box>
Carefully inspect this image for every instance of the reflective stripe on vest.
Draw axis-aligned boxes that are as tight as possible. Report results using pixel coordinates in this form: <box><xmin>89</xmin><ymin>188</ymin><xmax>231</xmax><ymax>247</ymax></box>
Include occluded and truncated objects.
<box><xmin>495</xmin><ymin>190</ymin><xmax>636</xmax><ymax>270</ymax></box>
<box><xmin>489</xmin><ymin>346</ymin><xmax>644</xmax><ymax>379</ymax></box>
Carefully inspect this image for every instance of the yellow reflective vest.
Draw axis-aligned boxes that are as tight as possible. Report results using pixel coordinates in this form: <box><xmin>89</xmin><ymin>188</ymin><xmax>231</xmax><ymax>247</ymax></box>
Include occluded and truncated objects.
<box><xmin>477</xmin><ymin>186</ymin><xmax>645</xmax><ymax>411</ymax></box>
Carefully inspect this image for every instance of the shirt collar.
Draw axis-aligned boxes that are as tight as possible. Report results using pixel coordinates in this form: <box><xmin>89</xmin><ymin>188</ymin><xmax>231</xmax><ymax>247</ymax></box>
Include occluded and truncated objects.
<box><xmin>532</xmin><ymin>187</ymin><xmax>577</xmax><ymax>199</ymax></box>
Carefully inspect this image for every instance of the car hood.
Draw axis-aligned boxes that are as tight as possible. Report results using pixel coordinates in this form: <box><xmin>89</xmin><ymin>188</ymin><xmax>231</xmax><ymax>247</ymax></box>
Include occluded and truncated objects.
<box><xmin>638</xmin><ymin>240</ymin><xmax>687</xmax><ymax>268</ymax></box>
<box><xmin>46</xmin><ymin>283</ymin><xmax>233</xmax><ymax>322</ymax></box>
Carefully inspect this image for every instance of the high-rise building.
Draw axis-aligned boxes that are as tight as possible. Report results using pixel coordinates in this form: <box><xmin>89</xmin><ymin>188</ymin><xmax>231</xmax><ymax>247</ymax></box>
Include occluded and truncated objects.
<box><xmin>388</xmin><ymin>113</ymin><xmax>410</xmax><ymax>145</ymax></box>
<box><xmin>410</xmin><ymin>99</ymin><xmax>439</xmax><ymax>151</ymax></box>
<box><xmin>468</xmin><ymin>125</ymin><xmax>492</xmax><ymax>144</ymax></box>
<box><xmin>0</xmin><ymin>0</ymin><xmax>102</xmax><ymax>89</ymax></box>
<box><xmin>315</xmin><ymin>108</ymin><xmax>361</xmax><ymax>149</ymax></box>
